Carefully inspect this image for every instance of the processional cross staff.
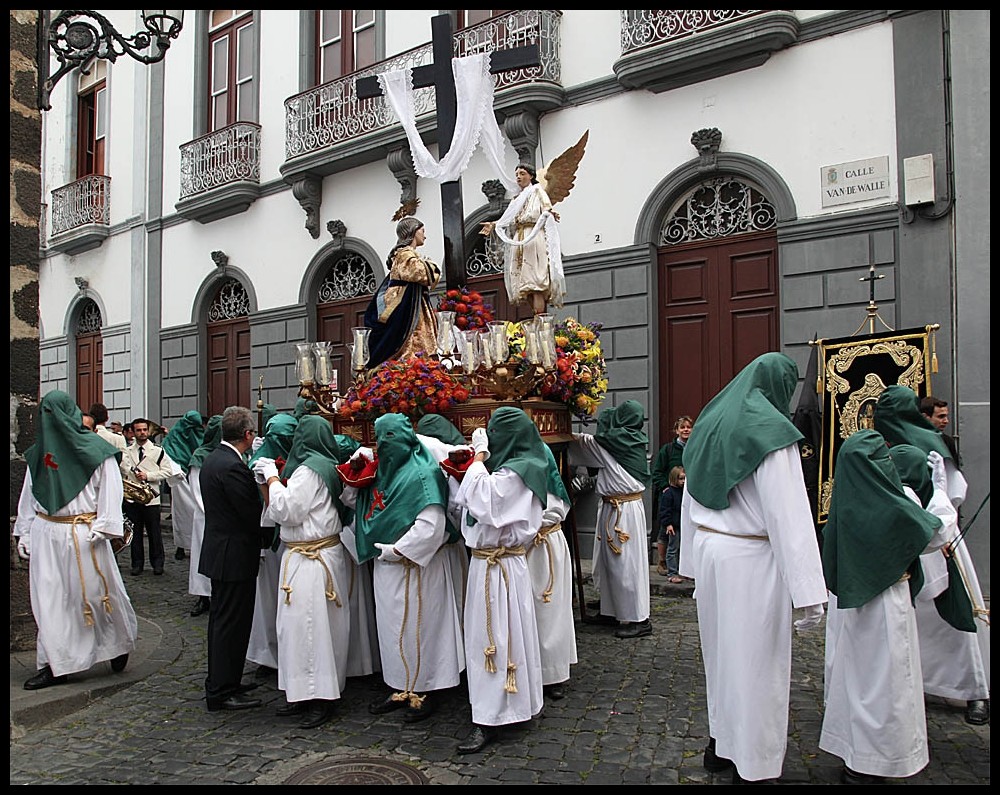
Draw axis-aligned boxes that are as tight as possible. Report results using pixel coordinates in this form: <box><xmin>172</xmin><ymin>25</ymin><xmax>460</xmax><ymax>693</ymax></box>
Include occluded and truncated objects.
<box><xmin>853</xmin><ymin>264</ymin><xmax>893</xmax><ymax>335</ymax></box>
<box><xmin>355</xmin><ymin>13</ymin><xmax>539</xmax><ymax>289</ymax></box>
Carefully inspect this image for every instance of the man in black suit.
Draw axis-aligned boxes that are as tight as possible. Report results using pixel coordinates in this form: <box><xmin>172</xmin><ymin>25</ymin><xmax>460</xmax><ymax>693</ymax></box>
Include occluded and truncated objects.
<box><xmin>198</xmin><ymin>405</ymin><xmax>264</xmax><ymax>712</ymax></box>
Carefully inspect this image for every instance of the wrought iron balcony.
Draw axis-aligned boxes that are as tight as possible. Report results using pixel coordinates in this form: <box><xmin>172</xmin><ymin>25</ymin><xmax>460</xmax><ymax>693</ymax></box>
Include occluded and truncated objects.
<box><xmin>49</xmin><ymin>173</ymin><xmax>111</xmax><ymax>254</ymax></box>
<box><xmin>176</xmin><ymin>122</ymin><xmax>262</xmax><ymax>224</ymax></box>
<box><xmin>616</xmin><ymin>10</ymin><xmax>799</xmax><ymax>93</ymax></box>
<box><xmin>284</xmin><ymin>10</ymin><xmax>563</xmax><ymax>164</ymax></box>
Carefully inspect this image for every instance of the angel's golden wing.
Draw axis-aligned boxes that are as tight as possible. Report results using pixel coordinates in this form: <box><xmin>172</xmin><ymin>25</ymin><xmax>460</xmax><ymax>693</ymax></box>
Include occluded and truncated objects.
<box><xmin>537</xmin><ymin>130</ymin><xmax>589</xmax><ymax>206</ymax></box>
<box><xmin>391</xmin><ymin>197</ymin><xmax>421</xmax><ymax>221</ymax></box>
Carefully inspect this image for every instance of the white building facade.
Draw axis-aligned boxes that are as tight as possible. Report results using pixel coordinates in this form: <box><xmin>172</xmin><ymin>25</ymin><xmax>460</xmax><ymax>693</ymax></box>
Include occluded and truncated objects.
<box><xmin>39</xmin><ymin>10</ymin><xmax>989</xmax><ymax>582</ymax></box>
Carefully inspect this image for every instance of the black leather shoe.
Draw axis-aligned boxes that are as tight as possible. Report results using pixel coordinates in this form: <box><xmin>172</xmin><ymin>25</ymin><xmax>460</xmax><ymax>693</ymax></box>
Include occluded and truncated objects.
<box><xmin>841</xmin><ymin>767</ymin><xmax>885</xmax><ymax>785</ymax></box>
<box><xmin>614</xmin><ymin>618</ymin><xmax>653</xmax><ymax>639</ymax></box>
<box><xmin>583</xmin><ymin>612</ymin><xmax>618</xmax><ymax>626</ymax></box>
<box><xmin>703</xmin><ymin>738</ymin><xmax>735</xmax><ymax>773</ymax></box>
<box><xmin>402</xmin><ymin>693</ymin><xmax>435</xmax><ymax>723</ymax></box>
<box><xmin>369</xmin><ymin>692</ymin><xmax>407</xmax><ymax>715</ymax></box>
<box><xmin>298</xmin><ymin>700</ymin><xmax>336</xmax><ymax>729</ymax></box>
<box><xmin>236</xmin><ymin>682</ymin><xmax>259</xmax><ymax>694</ymax></box>
<box><xmin>174</xmin><ymin>548</ymin><xmax>186</xmax><ymax>560</ymax></box>
<box><xmin>110</xmin><ymin>653</ymin><xmax>129</xmax><ymax>673</ymax></box>
<box><xmin>130</xmin><ymin>567</ymin><xmax>143</xmax><ymax>576</ymax></box>
<box><xmin>276</xmin><ymin>701</ymin><xmax>307</xmax><ymax>717</ymax></box>
<box><xmin>965</xmin><ymin>699</ymin><xmax>990</xmax><ymax>725</ymax></box>
<box><xmin>23</xmin><ymin>665</ymin><xmax>68</xmax><ymax>691</ymax></box>
<box><xmin>544</xmin><ymin>682</ymin><xmax>567</xmax><ymax>700</ymax></box>
<box><xmin>457</xmin><ymin>725</ymin><xmax>498</xmax><ymax>754</ymax></box>
<box><xmin>153</xmin><ymin>567</ymin><xmax>164</xmax><ymax>575</ymax></box>
<box><xmin>190</xmin><ymin>596</ymin><xmax>211</xmax><ymax>617</ymax></box>
<box><xmin>206</xmin><ymin>693</ymin><xmax>262</xmax><ymax>712</ymax></box>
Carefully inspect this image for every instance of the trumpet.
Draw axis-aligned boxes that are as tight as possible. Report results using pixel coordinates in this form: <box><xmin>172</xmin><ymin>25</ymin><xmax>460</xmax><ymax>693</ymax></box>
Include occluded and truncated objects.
<box><xmin>122</xmin><ymin>476</ymin><xmax>157</xmax><ymax>505</ymax></box>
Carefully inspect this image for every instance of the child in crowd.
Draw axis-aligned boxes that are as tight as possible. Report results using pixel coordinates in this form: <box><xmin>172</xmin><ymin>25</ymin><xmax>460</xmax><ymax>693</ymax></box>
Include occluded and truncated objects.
<box><xmin>656</xmin><ymin>466</ymin><xmax>685</xmax><ymax>583</ymax></box>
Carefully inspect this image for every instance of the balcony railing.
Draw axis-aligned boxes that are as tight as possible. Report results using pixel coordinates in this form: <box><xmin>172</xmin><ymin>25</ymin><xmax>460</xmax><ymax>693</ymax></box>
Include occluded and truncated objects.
<box><xmin>50</xmin><ymin>174</ymin><xmax>110</xmax><ymax>236</ymax></box>
<box><xmin>179</xmin><ymin>122</ymin><xmax>261</xmax><ymax>200</ymax></box>
<box><xmin>285</xmin><ymin>9</ymin><xmax>562</xmax><ymax>161</ymax></box>
<box><xmin>621</xmin><ymin>10</ymin><xmax>770</xmax><ymax>54</ymax></box>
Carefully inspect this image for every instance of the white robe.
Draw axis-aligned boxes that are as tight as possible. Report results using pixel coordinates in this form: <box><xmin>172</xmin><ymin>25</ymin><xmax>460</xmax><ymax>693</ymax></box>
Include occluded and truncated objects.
<box><xmin>454</xmin><ymin>462</ymin><xmax>544</xmax><ymax>726</ymax></box>
<box><xmin>186</xmin><ymin>466</ymin><xmax>212</xmax><ymax>598</ymax></box>
<box><xmin>246</xmin><ymin>541</ymin><xmax>282</xmax><ymax>671</ymax></box>
<box><xmin>680</xmin><ymin>444</ymin><xmax>827</xmax><ymax>781</ymax></box>
<box><xmin>266</xmin><ymin>467</ymin><xmax>351</xmax><ymax>703</ymax></box>
<box><xmin>340</xmin><ymin>525</ymin><xmax>382</xmax><ymax>678</ymax></box>
<box><xmin>14</xmin><ymin>458</ymin><xmax>139</xmax><ymax>677</ymax></box>
<box><xmin>168</xmin><ymin>469</ymin><xmax>197</xmax><ymax>550</ymax></box>
<box><xmin>342</xmin><ymin>489</ymin><xmax>465</xmax><ymax>694</ymax></box>
<box><xmin>569</xmin><ymin>434</ymin><xmax>650</xmax><ymax>623</ymax></box>
<box><xmin>525</xmin><ymin>491</ymin><xmax>577</xmax><ymax>686</ymax></box>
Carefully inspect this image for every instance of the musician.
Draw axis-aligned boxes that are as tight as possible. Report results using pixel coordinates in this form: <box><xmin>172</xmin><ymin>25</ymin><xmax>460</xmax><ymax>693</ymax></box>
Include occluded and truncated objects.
<box><xmin>120</xmin><ymin>417</ymin><xmax>176</xmax><ymax>576</ymax></box>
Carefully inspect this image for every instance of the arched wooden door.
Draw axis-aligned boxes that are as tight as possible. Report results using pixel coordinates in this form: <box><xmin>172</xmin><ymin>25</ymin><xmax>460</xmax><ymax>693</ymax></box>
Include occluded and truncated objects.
<box><xmin>316</xmin><ymin>250</ymin><xmax>378</xmax><ymax>387</ymax></box>
<box><xmin>656</xmin><ymin>178</ymin><xmax>779</xmax><ymax>444</ymax></box>
<box><xmin>206</xmin><ymin>279</ymin><xmax>251</xmax><ymax>417</ymax></box>
<box><xmin>75</xmin><ymin>299</ymin><xmax>104</xmax><ymax>412</ymax></box>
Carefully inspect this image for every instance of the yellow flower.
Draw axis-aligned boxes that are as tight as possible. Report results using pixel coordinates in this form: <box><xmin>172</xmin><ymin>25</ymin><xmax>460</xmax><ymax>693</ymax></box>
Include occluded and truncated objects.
<box><xmin>555</xmin><ymin>335</ymin><xmax>570</xmax><ymax>348</ymax></box>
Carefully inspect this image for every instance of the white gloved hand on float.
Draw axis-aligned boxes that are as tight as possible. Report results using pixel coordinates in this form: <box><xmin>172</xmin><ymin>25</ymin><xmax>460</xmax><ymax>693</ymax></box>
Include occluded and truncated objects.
<box><xmin>351</xmin><ymin>446</ymin><xmax>375</xmax><ymax>463</ymax></box>
<box><xmin>252</xmin><ymin>457</ymin><xmax>279</xmax><ymax>484</ymax></box>
<box><xmin>471</xmin><ymin>428</ymin><xmax>490</xmax><ymax>461</ymax></box>
<box><xmin>927</xmin><ymin>450</ymin><xmax>948</xmax><ymax>494</ymax></box>
<box><xmin>251</xmin><ymin>435</ymin><xmax>265</xmax><ymax>454</ymax></box>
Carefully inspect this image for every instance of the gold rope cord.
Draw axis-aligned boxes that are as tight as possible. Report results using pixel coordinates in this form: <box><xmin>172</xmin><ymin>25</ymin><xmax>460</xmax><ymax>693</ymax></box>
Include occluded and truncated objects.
<box><xmin>697</xmin><ymin>524</ymin><xmax>769</xmax><ymax>542</ymax></box>
<box><xmin>947</xmin><ymin>544</ymin><xmax>991</xmax><ymax>625</ymax></box>
<box><xmin>532</xmin><ymin>523</ymin><xmax>561</xmax><ymax>603</ymax></box>
<box><xmin>387</xmin><ymin>558</ymin><xmax>426</xmax><ymax>709</ymax></box>
<box><xmin>600</xmin><ymin>493</ymin><xmax>642</xmax><ymax>554</ymax></box>
<box><xmin>280</xmin><ymin>536</ymin><xmax>343</xmax><ymax>606</ymax></box>
<box><xmin>37</xmin><ymin>511</ymin><xmax>102</xmax><ymax>625</ymax></box>
<box><xmin>472</xmin><ymin>545</ymin><xmax>527</xmax><ymax>693</ymax></box>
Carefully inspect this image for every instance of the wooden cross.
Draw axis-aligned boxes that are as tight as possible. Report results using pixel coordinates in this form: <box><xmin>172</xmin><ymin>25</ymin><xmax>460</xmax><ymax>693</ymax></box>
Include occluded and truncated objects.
<box><xmin>356</xmin><ymin>13</ymin><xmax>539</xmax><ymax>289</ymax></box>
<box><xmin>859</xmin><ymin>264</ymin><xmax>885</xmax><ymax>308</ymax></box>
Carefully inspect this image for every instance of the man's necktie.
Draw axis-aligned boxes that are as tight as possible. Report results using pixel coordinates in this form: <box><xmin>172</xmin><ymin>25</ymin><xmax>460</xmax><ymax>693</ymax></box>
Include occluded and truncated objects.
<box><xmin>138</xmin><ymin>446</ymin><xmax>145</xmax><ymax>462</ymax></box>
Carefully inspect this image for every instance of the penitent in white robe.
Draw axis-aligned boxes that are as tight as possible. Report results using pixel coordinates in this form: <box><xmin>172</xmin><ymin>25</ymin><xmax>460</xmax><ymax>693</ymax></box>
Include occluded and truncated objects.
<box><xmin>266</xmin><ymin>467</ymin><xmax>351</xmax><ymax>704</ymax></box>
<box><xmin>246</xmin><ymin>539</ymin><xmax>282</xmax><ymax>671</ymax></box>
<box><xmin>454</xmin><ymin>463</ymin><xmax>544</xmax><ymax>727</ymax></box>
<box><xmin>186</xmin><ymin>467</ymin><xmax>212</xmax><ymax>598</ymax></box>
<box><xmin>14</xmin><ymin>458</ymin><xmax>138</xmax><ymax>677</ymax></box>
<box><xmin>525</xmin><ymin>491</ymin><xmax>577</xmax><ymax>686</ymax></box>
<box><xmin>168</xmin><ymin>466</ymin><xmax>197</xmax><ymax>550</ymax></box>
<box><xmin>340</xmin><ymin>525</ymin><xmax>381</xmax><ymax>678</ymax></box>
<box><xmin>342</xmin><ymin>489</ymin><xmax>465</xmax><ymax>695</ymax></box>
<box><xmin>680</xmin><ymin>444</ymin><xmax>827</xmax><ymax>782</ymax></box>
<box><xmin>569</xmin><ymin>434</ymin><xmax>650</xmax><ymax>623</ymax></box>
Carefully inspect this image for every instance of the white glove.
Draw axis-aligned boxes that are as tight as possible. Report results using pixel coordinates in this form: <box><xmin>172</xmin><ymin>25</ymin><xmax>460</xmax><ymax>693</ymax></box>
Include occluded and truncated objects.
<box><xmin>252</xmin><ymin>457</ymin><xmax>279</xmax><ymax>484</ymax></box>
<box><xmin>471</xmin><ymin>428</ymin><xmax>490</xmax><ymax>461</ymax></box>
<box><xmin>86</xmin><ymin>528</ymin><xmax>109</xmax><ymax>544</ymax></box>
<box><xmin>927</xmin><ymin>450</ymin><xmax>948</xmax><ymax>494</ymax></box>
<box><xmin>16</xmin><ymin>536</ymin><xmax>30</xmax><ymax>559</ymax></box>
<box><xmin>351</xmin><ymin>446</ymin><xmax>375</xmax><ymax>463</ymax></box>
<box><xmin>251</xmin><ymin>435</ymin><xmax>265</xmax><ymax>454</ymax></box>
<box><xmin>374</xmin><ymin>542</ymin><xmax>402</xmax><ymax>563</ymax></box>
<box><xmin>794</xmin><ymin>603</ymin><xmax>825</xmax><ymax>634</ymax></box>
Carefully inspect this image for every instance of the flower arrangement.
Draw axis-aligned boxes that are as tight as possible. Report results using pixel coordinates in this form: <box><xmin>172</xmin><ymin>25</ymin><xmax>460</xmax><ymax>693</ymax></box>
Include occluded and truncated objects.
<box><xmin>337</xmin><ymin>355</ymin><xmax>471</xmax><ymax>421</ymax></box>
<box><xmin>436</xmin><ymin>286</ymin><xmax>494</xmax><ymax>331</ymax></box>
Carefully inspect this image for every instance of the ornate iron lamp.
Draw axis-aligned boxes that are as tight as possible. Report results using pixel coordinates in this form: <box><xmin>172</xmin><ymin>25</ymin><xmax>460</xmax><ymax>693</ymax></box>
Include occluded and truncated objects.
<box><xmin>38</xmin><ymin>10</ymin><xmax>185</xmax><ymax>110</ymax></box>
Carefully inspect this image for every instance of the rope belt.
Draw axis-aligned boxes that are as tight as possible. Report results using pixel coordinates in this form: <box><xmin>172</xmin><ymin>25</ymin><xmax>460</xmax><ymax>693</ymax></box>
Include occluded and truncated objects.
<box><xmin>471</xmin><ymin>545</ymin><xmax>528</xmax><ymax>693</ymax></box>
<box><xmin>946</xmin><ymin>546</ymin><xmax>991</xmax><ymax>625</ymax></box>
<box><xmin>898</xmin><ymin>572</ymin><xmax>911</xmax><ymax>583</ymax></box>
<box><xmin>600</xmin><ymin>492</ymin><xmax>643</xmax><ymax>554</ymax></box>
<box><xmin>381</xmin><ymin>556</ymin><xmax>427</xmax><ymax>709</ymax></box>
<box><xmin>532</xmin><ymin>522</ymin><xmax>562</xmax><ymax>603</ymax></box>
<box><xmin>36</xmin><ymin>511</ymin><xmax>110</xmax><ymax>625</ymax></box>
<box><xmin>697</xmin><ymin>524</ymin><xmax>769</xmax><ymax>542</ymax></box>
<box><xmin>281</xmin><ymin>535</ymin><xmax>343</xmax><ymax>607</ymax></box>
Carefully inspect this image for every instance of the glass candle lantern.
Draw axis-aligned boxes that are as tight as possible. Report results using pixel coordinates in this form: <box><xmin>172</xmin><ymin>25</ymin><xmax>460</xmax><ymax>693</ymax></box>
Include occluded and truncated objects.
<box><xmin>313</xmin><ymin>342</ymin><xmax>334</xmax><ymax>385</ymax></box>
<box><xmin>536</xmin><ymin>314</ymin><xmax>557</xmax><ymax>369</ymax></box>
<box><xmin>437</xmin><ymin>311</ymin><xmax>456</xmax><ymax>356</ymax></box>
<box><xmin>479</xmin><ymin>329</ymin><xmax>495</xmax><ymax>368</ymax></box>
<box><xmin>459</xmin><ymin>328</ymin><xmax>480</xmax><ymax>374</ymax></box>
<box><xmin>487</xmin><ymin>321</ymin><xmax>509</xmax><ymax>365</ymax></box>
<box><xmin>295</xmin><ymin>342</ymin><xmax>315</xmax><ymax>383</ymax></box>
<box><xmin>350</xmin><ymin>327</ymin><xmax>371</xmax><ymax>371</ymax></box>
<box><xmin>521</xmin><ymin>319</ymin><xmax>542</xmax><ymax>365</ymax></box>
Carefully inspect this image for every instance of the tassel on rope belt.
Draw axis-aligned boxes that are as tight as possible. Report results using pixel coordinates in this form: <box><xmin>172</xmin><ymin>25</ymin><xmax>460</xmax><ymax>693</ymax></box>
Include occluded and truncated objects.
<box><xmin>471</xmin><ymin>545</ymin><xmax>528</xmax><ymax>693</ymax></box>
<box><xmin>281</xmin><ymin>535</ymin><xmax>343</xmax><ymax>607</ymax></box>
<box><xmin>697</xmin><ymin>525</ymin><xmax>769</xmax><ymax>542</ymax></box>
<box><xmin>36</xmin><ymin>511</ymin><xmax>110</xmax><ymax>625</ymax></box>
<box><xmin>600</xmin><ymin>492</ymin><xmax>643</xmax><ymax>554</ymax></box>
<box><xmin>382</xmin><ymin>555</ymin><xmax>427</xmax><ymax>709</ymax></box>
<box><xmin>532</xmin><ymin>522</ymin><xmax>562</xmax><ymax>603</ymax></box>
<box><xmin>946</xmin><ymin>546</ymin><xmax>991</xmax><ymax>624</ymax></box>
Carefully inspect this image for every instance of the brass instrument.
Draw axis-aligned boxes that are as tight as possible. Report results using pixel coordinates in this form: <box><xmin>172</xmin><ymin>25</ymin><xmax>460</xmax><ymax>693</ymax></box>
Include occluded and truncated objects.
<box><xmin>122</xmin><ymin>476</ymin><xmax>157</xmax><ymax>505</ymax></box>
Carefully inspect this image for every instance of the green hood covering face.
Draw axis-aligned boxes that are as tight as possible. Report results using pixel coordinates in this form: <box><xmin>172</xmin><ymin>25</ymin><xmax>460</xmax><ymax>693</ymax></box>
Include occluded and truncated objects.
<box><xmin>249</xmin><ymin>413</ymin><xmax>298</xmax><ymax>467</ymax></box>
<box><xmin>293</xmin><ymin>397</ymin><xmax>320</xmax><ymax>419</ymax></box>
<box><xmin>160</xmin><ymin>410</ymin><xmax>205</xmax><ymax>474</ymax></box>
<box><xmin>188</xmin><ymin>415</ymin><xmax>223</xmax><ymax>469</ymax></box>
<box><xmin>822</xmin><ymin>430</ymin><xmax>940</xmax><ymax>609</ymax></box>
<box><xmin>485</xmin><ymin>407</ymin><xmax>552</xmax><ymax>507</ymax></box>
<box><xmin>25</xmin><ymin>390</ymin><xmax>122</xmax><ymax>514</ymax></box>
<box><xmin>593</xmin><ymin>400</ymin><xmax>650</xmax><ymax>485</ymax></box>
<box><xmin>890</xmin><ymin>444</ymin><xmax>933</xmax><ymax>508</ymax></box>
<box><xmin>683</xmin><ymin>352</ymin><xmax>803</xmax><ymax>510</ymax></box>
<box><xmin>873</xmin><ymin>385</ymin><xmax>951</xmax><ymax>460</ymax></box>
<box><xmin>353</xmin><ymin>413</ymin><xmax>449</xmax><ymax>563</ymax></box>
<box><xmin>260</xmin><ymin>403</ymin><xmax>278</xmax><ymax>429</ymax></box>
<box><xmin>417</xmin><ymin>413</ymin><xmax>466</xmax><ymax>445</ymax></box>
<box><xmin>282</xmin><ymin>414</ymin><xmax>359</xmax><ymax>526</ymax></box>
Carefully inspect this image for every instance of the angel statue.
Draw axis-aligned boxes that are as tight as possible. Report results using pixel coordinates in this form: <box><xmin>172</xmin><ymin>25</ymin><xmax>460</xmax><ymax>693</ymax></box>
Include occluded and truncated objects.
<box><xmin>480</xmin><ymin>131</ymin><xmax>588</xmax><ymax>316</ymax></box>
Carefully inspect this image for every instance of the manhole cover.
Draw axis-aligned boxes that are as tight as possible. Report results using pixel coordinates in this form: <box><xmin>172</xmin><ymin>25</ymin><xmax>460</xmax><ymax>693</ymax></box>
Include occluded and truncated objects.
<box><xmin>283</xmin><ymin>757</ymin><xmax>429</xmax><ymax>785</ymax></box>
